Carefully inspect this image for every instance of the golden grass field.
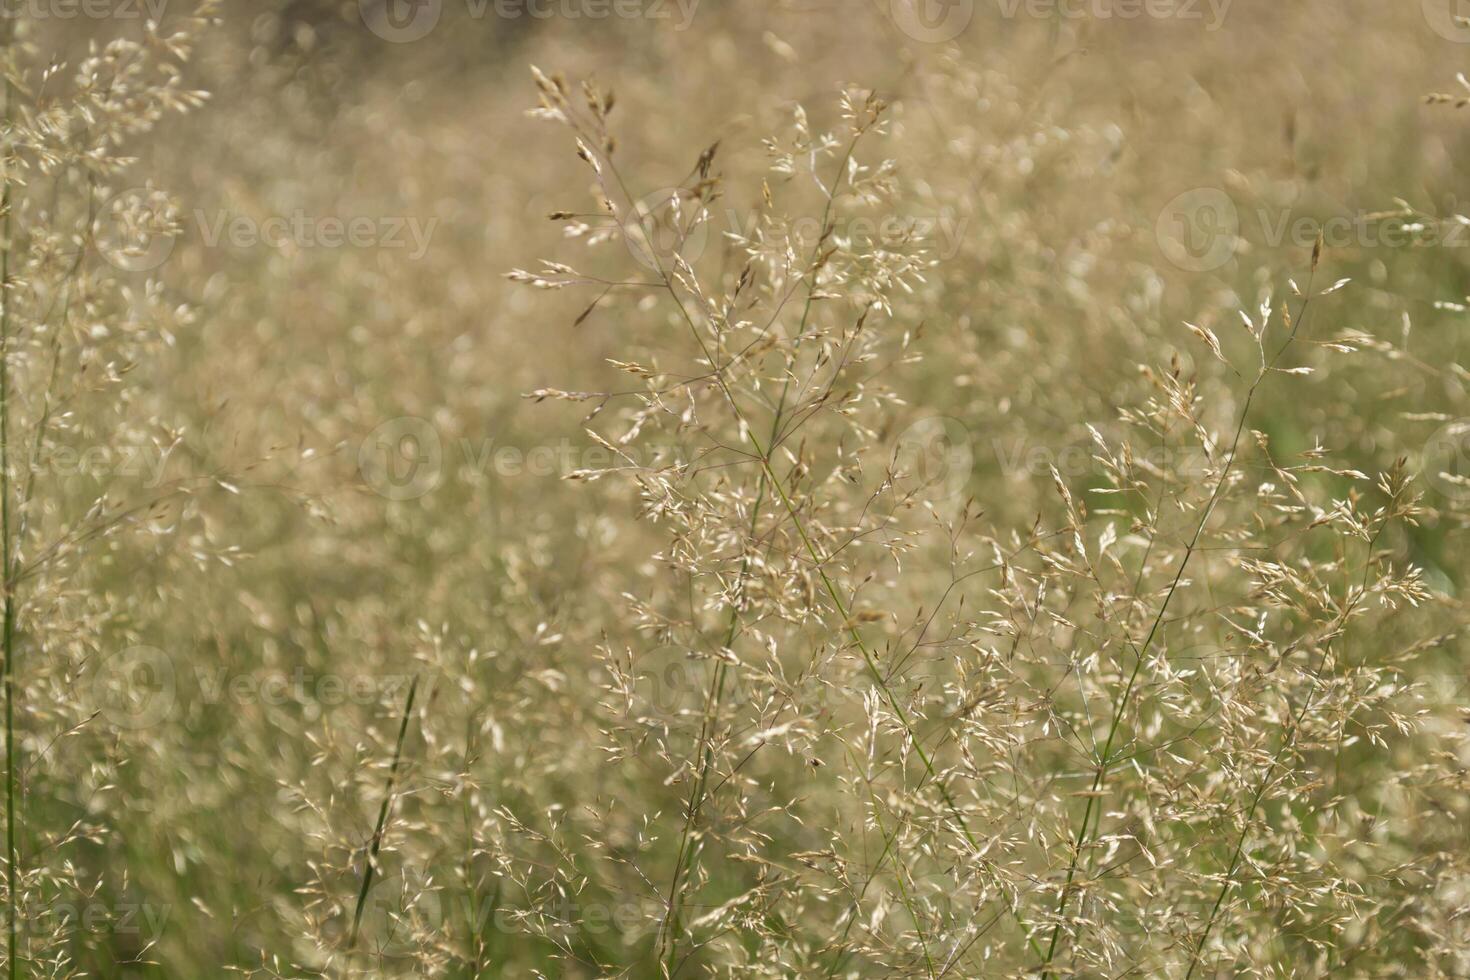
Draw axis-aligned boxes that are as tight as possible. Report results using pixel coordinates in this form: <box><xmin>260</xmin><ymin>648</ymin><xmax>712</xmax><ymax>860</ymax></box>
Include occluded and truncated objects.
<box><xmin>5</xmin><ymin>0</ymin><xmax>1470</xmax><ymax>976</ymax></box>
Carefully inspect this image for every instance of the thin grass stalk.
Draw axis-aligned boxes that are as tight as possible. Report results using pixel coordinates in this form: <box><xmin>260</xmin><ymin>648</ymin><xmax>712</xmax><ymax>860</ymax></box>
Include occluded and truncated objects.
<box><xmin>551</xmin><ymin>98</ymin><xmax>843</xmax><ymax>969</ymax></box>
<box><xmin>1</xmin><ymin>32</ymin><xmax>16</xmax><ymax>980</ymax></box>
<box><xmin>824</xmin><ymin>534</ymin><xmax>1071</xmax><ymax>977</ymax></box>
<box><xmin>1184</xmin><ymin>495</ymin><xmax>1395</xmax><ymax>978</ymax></box>
<box><xmin>1039</xmin><ymin>247</ymin><xmax>1324</xmax><ymax>976</ymax></box>
<box><xmin>847</xmin><ymin>742</ymin><xmax>938</xmax><ymax>978</ymax></box>
<box><xmin>629</xmin><ymin>238</ymin><xmax>976</xmax><ymax>978</ymax></box>
<box><xmin>657</xmin><ymin>136</ymin><xmax>861</xmax><ymax>975</ymax></box>
<box><xmin>756</xmin><ymin>427</ymin><xmax>1045</xmax><ymax>964</ymax></box>
<box><xmin>349</xmin><ymin>674</ymin><xmax>421</xmax><ymax>953</ymax></box>
<box><xmin>584</xmin><ymin>115</ymin><xmax>1045</xmax><ymax>971</ymax></box>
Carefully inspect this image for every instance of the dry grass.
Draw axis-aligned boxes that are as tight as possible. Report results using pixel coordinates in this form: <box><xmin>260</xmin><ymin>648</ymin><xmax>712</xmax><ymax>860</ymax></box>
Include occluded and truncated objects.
<box><xmin>0</xmin><ymin>1</ymin><xmax>1468</xmax><ymax>977</ymax></box>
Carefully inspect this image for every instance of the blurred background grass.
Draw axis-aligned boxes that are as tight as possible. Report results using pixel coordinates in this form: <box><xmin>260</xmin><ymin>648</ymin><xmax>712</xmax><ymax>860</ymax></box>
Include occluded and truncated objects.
<box><xmin>23</xmin><ymin>0</ymin><xmax>1470</xmax><ymax>975</ymax></box>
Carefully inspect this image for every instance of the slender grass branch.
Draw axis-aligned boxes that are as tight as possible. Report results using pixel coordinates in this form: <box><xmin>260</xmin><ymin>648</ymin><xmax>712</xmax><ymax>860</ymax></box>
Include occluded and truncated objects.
<box><xmin>654</xmin><ymin>133</ymin><xmax>861</xmax><ymax>976</ymax></box>
<box><xmin>1040</xmin><ymin>256</ymin><xmax>1322</xmax><ymax>977</ymax></box>
<box><xmin>1</xmin><ymin>38</ymin><xmax>17</xmax><ymax>980</ymax></box>
<box><xmin>546</xmin><ymin>81</ymin><xmax>1038</xmax><ymax>973</ymax></box>
<box><xmin>349</xmin><ymin>675</ymin><xmax>421</xmax><ymax>953</ymax></box>
<box><xmin>1184</xmin><ymin>503</ymin><xmax>1393</xmax><ymax>977</ymax></box>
